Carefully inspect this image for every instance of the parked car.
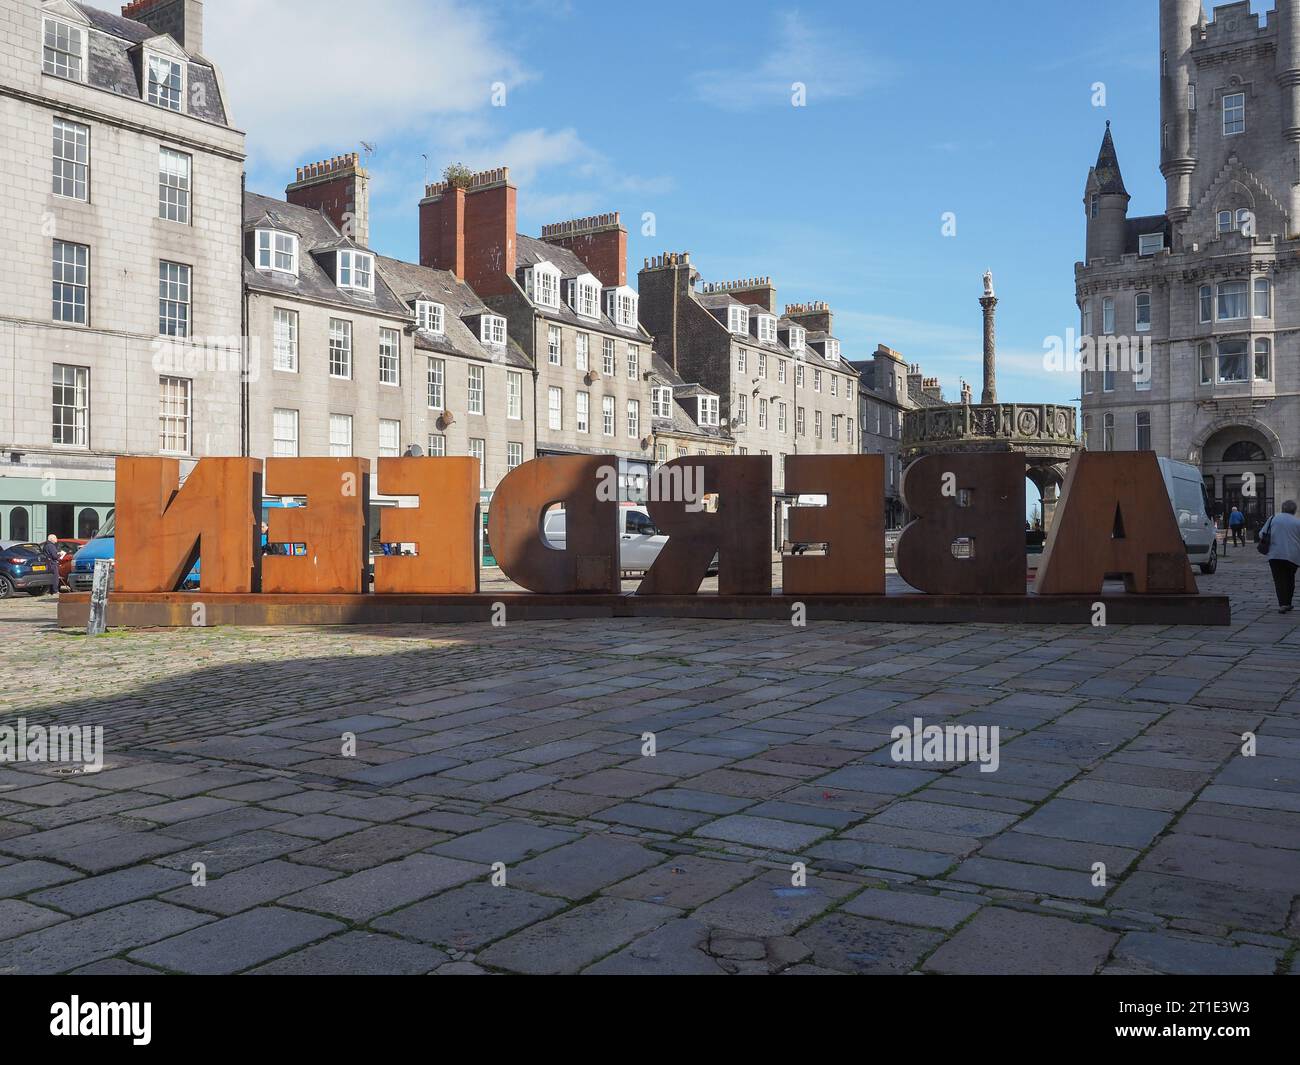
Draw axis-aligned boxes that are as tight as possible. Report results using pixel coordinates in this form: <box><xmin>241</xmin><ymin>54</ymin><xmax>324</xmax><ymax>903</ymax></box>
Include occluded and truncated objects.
<box><xmin>0</xmin><ymin>543</ymin><xmax>58</xmax><ymax>598</ymax></box>
<box><xmin>1158</xmin><ymin>457</ymin><xmax>1218</xmax><ymax>574</ymax></box>
<box><xmin>542</xmin><ymin>502</ymin><xmax>718</xmax><ymax>576</ymax></box>
<box><xmin>70</xmin><ymin>516</ymin><xmax>201</xmax><ymax>592</ymax></box>
<box><xmin>57</xmin><ymin>539</ymin><xmax>87</xmax><ymax>589</ymax></box>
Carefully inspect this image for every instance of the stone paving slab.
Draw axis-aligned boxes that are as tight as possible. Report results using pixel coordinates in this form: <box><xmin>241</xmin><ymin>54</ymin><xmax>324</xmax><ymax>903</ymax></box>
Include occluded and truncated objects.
<box><xmin>0</xmin><ymin>557</ymin><xmax>1296</xmax><ymax>973</ymax></box>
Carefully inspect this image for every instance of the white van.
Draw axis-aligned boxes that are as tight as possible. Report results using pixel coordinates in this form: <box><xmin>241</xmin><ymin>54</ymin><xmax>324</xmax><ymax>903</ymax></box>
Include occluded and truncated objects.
<box><xmin>542</xmin><ymin>503</ymin><xmax>668</xmax><ymax>576</ymax></box>
<box><xmin>1158</xmin><ymin>457</ymin><xmax>1218</xmax><ymax>574</ymax></box>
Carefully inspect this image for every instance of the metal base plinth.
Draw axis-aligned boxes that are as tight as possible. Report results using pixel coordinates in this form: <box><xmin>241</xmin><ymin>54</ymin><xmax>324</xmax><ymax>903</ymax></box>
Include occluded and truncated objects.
<box><xmin>55</xmin><ymin>592</ymin><xmax>1232</xmax><ymax>628</ymax></box>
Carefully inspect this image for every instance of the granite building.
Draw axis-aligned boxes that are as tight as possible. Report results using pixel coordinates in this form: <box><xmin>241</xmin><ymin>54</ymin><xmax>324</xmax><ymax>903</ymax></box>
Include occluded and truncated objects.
<box><xmin>1077</xmin><ymin>0</ymin><xmax>1300</xmax><ymax>522</ymax></box>
<box><xmin>243</xmin><ymin>154</ymin><xmax>534</xmax><ymax>506</ymax></box>
<box><xmin>418</xmin><ymin>171</ymin><xmax>657</xmax><ymax>495</ymax></box>
<box><xmin>0</xmin><ymin>0</ymin><xmax>244</xmax><ymax>543</ymax></box>
<box><xmin>636</xmin><ymin>255</ymin><xmax>859</xmax><ymax>495</ymax></box>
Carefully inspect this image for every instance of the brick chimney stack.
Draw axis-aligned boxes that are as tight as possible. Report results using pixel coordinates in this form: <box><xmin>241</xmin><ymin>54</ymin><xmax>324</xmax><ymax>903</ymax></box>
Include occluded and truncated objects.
<box><xmin>699</xmin><ymin>277</ymin><xmax>776</xmax><ymax>313</ymax></box>
<box><xmin>540</xmin><ymin>213</ymin><xmax>627</xmax><ymax>287</ymax></box>
<box><xmin>637</xmin><ymin>252</ymin><xmax>697</xmax><ymax>371</ymax></box>
<box><xmin>419</xmin><ymin>167</ymin><xmax>516</xmax><ymax>297</ymax></box>
<box><xmin>286</xmin><ymin>153</ymin><xmax>370</xmax><ymax>247</ymax></box>
<box><xmin>122</xmin><ymin>0</ymin><xmax>204</xmax><ymax>55</ymax></box>
<box><xmin>783</xmin><ymin>300</ymin><xmax>833</xmax><ymax>334</ymax></box>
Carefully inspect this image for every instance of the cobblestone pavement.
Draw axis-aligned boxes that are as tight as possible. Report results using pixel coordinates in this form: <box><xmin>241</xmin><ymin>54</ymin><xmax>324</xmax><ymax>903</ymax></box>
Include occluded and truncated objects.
<box><xmin>0</xmin><ymin>549</ymin><xmax>1297</xmax><ymax>975</ymax></box>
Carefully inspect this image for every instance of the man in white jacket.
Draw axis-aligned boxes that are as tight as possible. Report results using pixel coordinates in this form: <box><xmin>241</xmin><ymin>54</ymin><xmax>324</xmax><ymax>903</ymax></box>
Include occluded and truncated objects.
<box><xmin>1264</xmin><ymin>500</ymin><xmax>1300</xmax><ymax>614</ymax></box>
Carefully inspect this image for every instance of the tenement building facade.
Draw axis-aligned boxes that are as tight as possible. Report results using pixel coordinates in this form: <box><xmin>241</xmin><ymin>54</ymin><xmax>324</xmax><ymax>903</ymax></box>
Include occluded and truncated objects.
<box><xmin>636</xmin><ymin>255</ymin><xmax>859</xmax><ymax>495</ymax></box>
<box><xmin>244</xmin><ymin>153</ymin><xmax>534</xmax><ymax>505</ymax></box>
<box><xmin>1077</xmin><ymin>0</ymin><xmax>1300</xmax><ymax>521</ymax></box>
<box><xmin>0</xmin><ymin>0</ymin><xmax>244</xmax><ymax>542</ymax></box>
<box><xmin>418</xmin><ymin>172</ymin><xmax>657</xmax><ymax>494</ymax></box>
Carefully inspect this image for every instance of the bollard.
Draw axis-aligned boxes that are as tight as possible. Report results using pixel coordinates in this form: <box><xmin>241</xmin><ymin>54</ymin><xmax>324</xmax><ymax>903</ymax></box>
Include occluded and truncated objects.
<box><xmin>87</xmin><ymin>559</ymin><xmax>111</xmax><ymax>636</ymax></box>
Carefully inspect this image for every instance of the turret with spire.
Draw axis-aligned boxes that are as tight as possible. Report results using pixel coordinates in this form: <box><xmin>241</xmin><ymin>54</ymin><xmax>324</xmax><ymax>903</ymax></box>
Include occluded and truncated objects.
<box><xmin>1084</xmin><ymin>121</ymin><xmax>1130</xmax><ymax>263</ymax></box>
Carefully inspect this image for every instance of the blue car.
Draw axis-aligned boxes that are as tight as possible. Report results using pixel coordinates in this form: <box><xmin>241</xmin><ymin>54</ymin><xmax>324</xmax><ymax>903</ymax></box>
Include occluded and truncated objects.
<box><xmin>69</xmin><ymin>501</ymin><xmax>307</xmax><ymax>592</ymax></box>
<box><xmin>0</xmin><ymin>543</ymin><xmax>59</xmax><ymax>599</ymax></box>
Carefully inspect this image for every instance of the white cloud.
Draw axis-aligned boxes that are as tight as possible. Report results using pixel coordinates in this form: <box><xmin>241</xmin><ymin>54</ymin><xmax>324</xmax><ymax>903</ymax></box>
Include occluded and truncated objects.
<box><xmin>202</xmin><ymin>0</ymin><xmax>526</xmax><ymax>167</ymax></box>
<box><xmin>690</xmin><ymin>9</ymin><xmax>891</xmax><ymax>111</ymax></box>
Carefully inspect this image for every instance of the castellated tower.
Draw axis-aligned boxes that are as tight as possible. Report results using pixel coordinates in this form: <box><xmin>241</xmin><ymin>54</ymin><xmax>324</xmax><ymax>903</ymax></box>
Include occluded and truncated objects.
<box><xmin>1075</xmin><ymin>0</ymin><xmax>1300</xmax><ymax>523</ymax></box>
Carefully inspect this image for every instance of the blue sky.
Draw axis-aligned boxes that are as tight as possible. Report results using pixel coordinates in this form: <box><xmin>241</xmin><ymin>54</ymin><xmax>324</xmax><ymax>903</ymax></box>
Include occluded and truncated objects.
<box><xmin>190</xmin><ymin>0</ymin><xmax>1273</xmax><ymax>405</ymax></box>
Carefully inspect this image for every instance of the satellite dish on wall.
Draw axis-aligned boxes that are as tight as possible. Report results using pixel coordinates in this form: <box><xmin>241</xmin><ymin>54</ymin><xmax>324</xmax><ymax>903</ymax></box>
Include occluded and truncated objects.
<box><xmin>404</xmin><ymin>444</ymin><xmax>424</xmax><ymax>458</ymax></box>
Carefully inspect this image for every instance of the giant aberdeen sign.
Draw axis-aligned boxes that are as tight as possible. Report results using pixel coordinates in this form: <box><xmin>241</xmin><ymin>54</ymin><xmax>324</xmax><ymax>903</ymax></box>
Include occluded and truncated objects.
<box><xmin>57</xmin><ymin>451</ymin><xmax>1229</xmax><ymax>628</ymax></box>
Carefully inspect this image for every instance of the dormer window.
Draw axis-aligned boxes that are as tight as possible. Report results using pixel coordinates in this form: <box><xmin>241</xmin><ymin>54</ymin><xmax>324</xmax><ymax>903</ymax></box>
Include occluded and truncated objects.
<box><xmin>1138</xmin><ymin>232</ymin><xmax>1164</xmax><ymax>256</ymax></box>
<box><xmin>146</xmin><ymin>54</ymin><xmax>184</xmax><ymax>112</ymax></box>
<box><xmin>569</xmin><ymin>276</ymin><xmax>600</xmax><ymax>319</ymax></box>
<box><xmin>697</xmin><ymin>396</ymin><xmax>719</xmax><ymax>427</ymax></box>
<box><xmin>756</xmin><ymin>315</ymin><xmax>777</xmax><ymax>342</ymax></box>
<box><xmin>525</xmin><ymin>263</ymin><xmax>559</xmax><ymax>308</ymax></box>
<box><xmin>255</xmin><ymin>230</ymin><xmax>298</xmax><ymax>275</ymax></box>
<box><xmin>337</xmin><ymin>249</ymin><xmax>373</xmax><ymax>292</ymax></box>
<box><xmin>417</xmin><ymin>301</ymin><xmax>444</xmax><ymax>334</ymax></box>
<box><xmin>43</xmin><ymin>19</ymin><xmax>85</xmax><ymax>82</ymax></box>
<box><xmin>727</xmin><ymin>306</ymin><xmax>749</xmax><ymax>334</ymax></box>
<box><xmin>481</xmin><ymin>315</ymin><xmax>506</xmax><ymax>346</ymax></box>
<box><xmin>652</xmin><ymin>387</ymin><xmax>672</xmax><ymax>419</ymax></box>
<box><xmin>787</xmin><ymin>326</ymin><xmax>805</xmax><ymax>354</ymax></box>
<box><xmin>606</xmin><ymin>288</ymin><xmax>639</xmax><ymax>329</ymax></box>
<box><xmin>825</xmin><ymin>339</ymin><xmax>841</xmax><ymax>360</ymax></box>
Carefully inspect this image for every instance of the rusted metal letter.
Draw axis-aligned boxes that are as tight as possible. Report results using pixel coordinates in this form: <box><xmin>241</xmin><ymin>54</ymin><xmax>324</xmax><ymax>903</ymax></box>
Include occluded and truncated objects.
<box><xmin>783</xmin><ymin>455</ymin><xmax>885</xmax><ymax>595</ymax></box>
<box><xmin>263</xmin><ymin>458</ymin><xmax>371</xmax><ymax>594</ymax></box>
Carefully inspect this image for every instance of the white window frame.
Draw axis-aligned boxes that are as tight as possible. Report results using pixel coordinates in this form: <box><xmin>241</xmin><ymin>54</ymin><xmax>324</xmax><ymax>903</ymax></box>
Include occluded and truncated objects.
<box><xmin>1223</xmin><ymin>92</ymin><xmax>1245</xmax><ymax>136</ymax></box>
<box><xmin>379</xmin><ymin>328</ymin><xmax>400</xmax><ymax>386</ymax></box>
<box><xmin>728</xmin><ymin>306</ymin><xmax>749</xmax><ymax>334</ymax></box>
<box><xmin>416</xmin><ymin>300</ymin><xmax>444</xmax><ymax>334</ymax></box>
<box><xmin>256</xmin><ymin>230</ymin><xmax>299</xmax><ymax>275</ymax></box>
<box><xmin>481</xmin><ymin>315</ymin><xmax>506</xmax><ymax>346</ymax></box>
<box><xmin>43</xmin><ymin>18</ymin><xmax>87</xmax><ymax>82</ymax></box>
<box><xmin>469</xmin><ymin>438</ymin><xmax>486</xmax><ymax>488</ymax></box>
<box><xmin>548</xmin><ymin>386</ymin><xmax>562</xmax><ymax>431</ymax></box>
<box><xmin>576</xmin><ymin>390</ymin><xmax>590</xmax><ymax>433</ymax></box>
<box><xmin>427</xmin><ymin>357</ymin><xmax>445</xmax><ymax>410</ymax></box>
<box><xmin>52</xmin><ymin>117</ymin><xmax>89</xmax><ymax>201</ymax></box>
<box><xmin>1199</xmin><ymin>285</ymin><xmax>1213</xmax><ymax>324</ymax></box>
<box><xmin>652</xmin><ymin>387</ymin><xmax>672</xmax><ymax>419</ymax></box>
<box><xmin>273</xmin><ymin>307</ymin><xmax>298</xmax><ymax>372</ymax></box>
<box><xmin>575</xmin><ymin>332</ymin><xmax>589</xmax><ymax>371</ymax></box>
<box><xmin>778</xmin><ymin>359</ymin><xmax>786</xmax><ymax>384</ymax></box>
<box><xmin>1216</xmin><ymin>281</ymin><xmax>1248</xmax><ymax>322</ymax></box>
<box><xmin>145</xmin><ymin>52</ymin><xmax>185</xmax><ymax>112</ymax></box>
<box><xmin>1135</xmin><ymin>292</ymin><xmax>1151</xmax><ymax>332</ymax></box>
<box><xmin>427</xmin><ymin>434</ymin><xmax>446</xmax><ymax>457</ymax></box>
<box><xmin>602</xmin><ymin>337</ymin><xmax>616</xmax><ymax>375</ymax></box>
<box><xmin>788</xmin><ymin>325</ymin><xmax>805</xmax><ymax>354</ymax></box>
<box><xmin>602</xmin><ymin>395</ymin><xmax>615</xmax><ymax>437</ymax></box>
<box><xmin>1138</xmin><ymin>232</ymin><xmax>1163</xmax><ymax>256</ymax></box>
<box><xmin>329</xmin><ymin>318</ymin><xmax>353</xmax><ymax>379</ymax></box>
<box><xmin>1254</xmin><ymin>337</ymin><xmax>1271</xmax><ymax>381</ymax></box>
<box><xmin>627</xmin><ymin>399</ymin><xmax>640</xmax><ymax>439</ymax></box>
<box><xmin>698</xmin><ymin>395</ymin><xmax>719</xmax><ymax>427</ymax></box>
<box><xmin>329</xmin><ymin>413</ymin><xmax>353</xmax><ymax>457</ymax></box>
<box><xmin>825</xmin><ymin>339</ymin><xmax>841</xmax><ymax>360</ymax></box>
<box><xmin>548</xmin><ymin>324</ymin><xmax>562</xmax><ymax>365</ymax></box>
<box><xmin>337</xmin><ymin>249</ymin><xmax>374</xmax><ymax>292</ymax></box>
<box><xmin>52</xmin><ymin>240</ymin><xmax>88</xmax><ymax>325</ymax></box>
<box><xmin>527</xmin><ymin>262</ymin><xmax>560</xmax><ymax>308</ymax></box>
<box><xmin>1102</xmin><ymin>296</ymin><xmax>1115</xmax><ymax>334</ymax></box>
<box><xmin>757</xmin><ymin>315</ymin><xmax>777</xmax><ymax>342</ymax></box>
<box><xmin>52</xmin><ymin>363</ymin><xmax>89</xmax><ymax>447</ymax></box>
<box><xmin>1253</xmin><ymin>277</ymin><xmax>1271</xmax><ymax>318</ymax></box>
<box><xmin>507</xmin><ymin>441</ymin><xmax>523</xmax><ymax>470</ymax></box>
<box><xmin>507</xmin><ymin>371</ymin><xmax>523</xmax><ymax>420</ymax></box>
<box><xmin>627</xmin><ymin>344</ymin><xmax>639</xmax><ymax>380</ymax></box>
<box><xmin>158</xmin><ymin>260</ymin><xmax>190</xmax><ymax>338</ymax></box>
<box><xmin>272</xmin><ymin>408</ymin><xmax>299</xmax><ymax>457</ymax></box>
<box><xmin>159</xmin><ymin>148</ymin><xmax>191</xmax><ymax>224</ymax></box>
<box><xmin>158</xmin><ymin>375</ymin><xmax>192</xmax><ymax>455</ymax></box>
<box><xmin>468</xmin><ymin>365</ymin><xmax>484</xmax><ymax>415</ymax></box>
<box><xmin>379</xmin><ymin>418</ymin><xmax>401</xmax><ymax>458</ymax></box>
<box><xmin>573</xmin><ymin>276</ymin><xmax>600</xmax><ymax>319</ymax></box>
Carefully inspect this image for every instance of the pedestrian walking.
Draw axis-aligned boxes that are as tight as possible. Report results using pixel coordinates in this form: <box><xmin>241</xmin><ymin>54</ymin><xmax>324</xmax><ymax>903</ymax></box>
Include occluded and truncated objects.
<box><xmin>1228</xmin><ymin>505</ymin><xmax>1246</xmax><ymax>547</ymax></box>
<box><xmin>1260</xmin><ymin>500</ymin><xmax>1300</xmax><ymax>614</ymax></box>
<box><xmin>41</xmin><ymin>533</ymin><xmax>62</xmax><ymax>597</ymax></box>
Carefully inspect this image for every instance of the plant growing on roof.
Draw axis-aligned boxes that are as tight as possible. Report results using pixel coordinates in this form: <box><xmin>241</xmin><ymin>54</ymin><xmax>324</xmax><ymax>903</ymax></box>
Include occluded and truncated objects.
<box><xmin>443</xmin><ymin>164</ymin><xmax>474</xmax><ymax>189</ymax></box>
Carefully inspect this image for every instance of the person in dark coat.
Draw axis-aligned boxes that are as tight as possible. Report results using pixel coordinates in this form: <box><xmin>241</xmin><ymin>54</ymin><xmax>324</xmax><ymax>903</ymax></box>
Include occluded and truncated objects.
<box><xmin>41</xmin><ymin>534</ymin><xmax>62</xmax><ymax>596</ymax></box>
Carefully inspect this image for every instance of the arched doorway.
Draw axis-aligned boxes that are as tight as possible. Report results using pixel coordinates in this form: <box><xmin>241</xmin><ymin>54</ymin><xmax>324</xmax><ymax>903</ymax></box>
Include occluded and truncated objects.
<box><xmin>1201</xmin><ymin>426</ymin><xmax>1274</xmax><ymax>533</ymax></box>
<box><xmin>77</xmin><ymin>508</ymin><xmax>101</xmax><ymax>539</ymax></box>
<box><xmin>8</xmin><ymin>506</ymin><xmax>30</xmax><ymax>542</ymax></box>
<box><xmin>1026</xmin><ymin>463</ymin><xmax>1068</xmax><ymax>534</ymax></box>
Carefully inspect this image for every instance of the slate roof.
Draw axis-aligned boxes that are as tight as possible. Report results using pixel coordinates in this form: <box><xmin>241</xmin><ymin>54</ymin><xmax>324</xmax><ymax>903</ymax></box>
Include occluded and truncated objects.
<box><xmin>1091</xmin><ymin>122</ymin><xmax>1128</xmax><ymax>197</ymax></box>
<box><xmin>376</xmin><ymin>257</ymin><xmax>532</xmax><ymax>370</ymax></box>
<box><xmin>70</xmin><ymin>2</ymin><xmax>228</xmax><ymax>125</ymax></box>
<box><xmin>243</xmin><ymin>191</ymin><xmax>408</xmax><ymax>318</ymax></box>
<box><xmin>648</xmin><ymin>352</ymin><xmax>723</xmax><ymax>441</ymax></box>
<box><xmin>514</xmin><ymin>234</ymin><xmax>645</xmax><ymax>337</ymax></box>
<box><xmin>1124</xmin><ymin>214</ymin><xmax>1170</xmax><ymax>255</ymax></box>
